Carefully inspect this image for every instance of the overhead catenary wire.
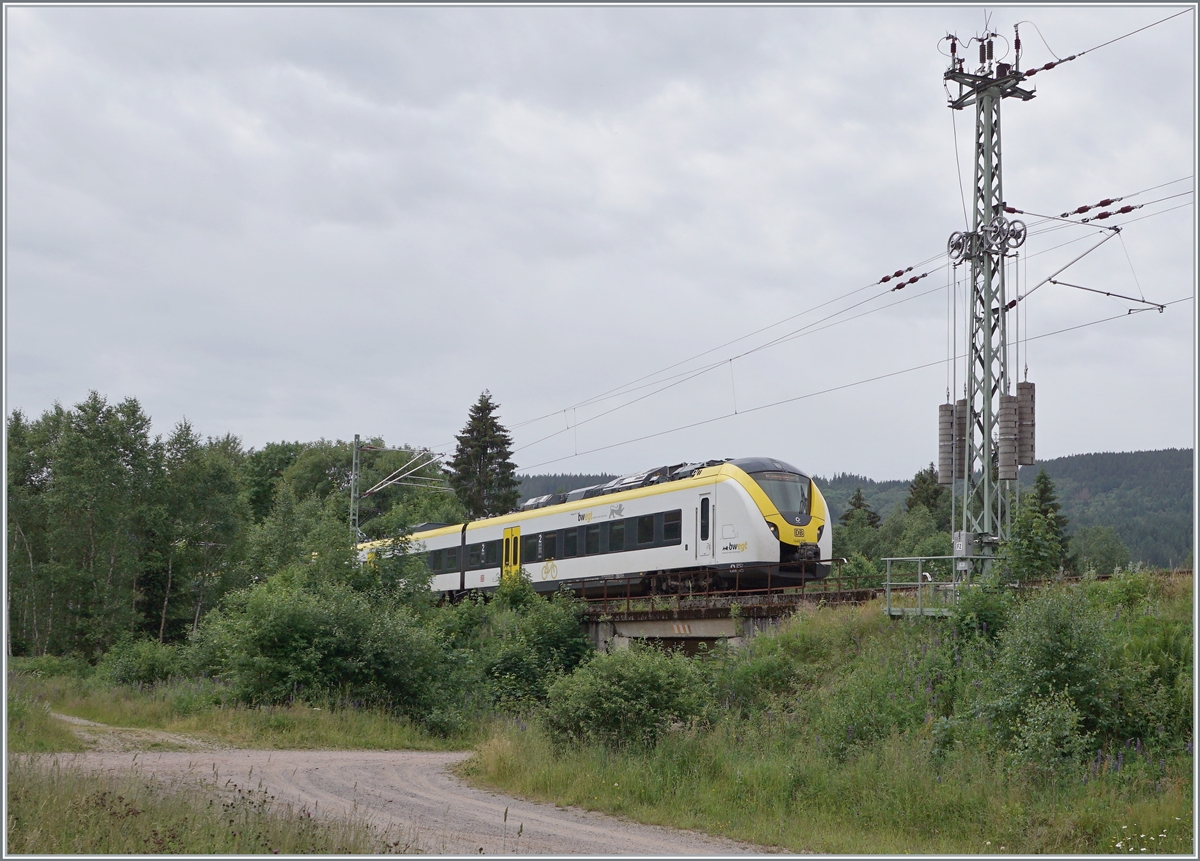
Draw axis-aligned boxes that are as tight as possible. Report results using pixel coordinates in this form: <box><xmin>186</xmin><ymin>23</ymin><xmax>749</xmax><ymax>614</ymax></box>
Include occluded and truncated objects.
<box><xmin>486</xmin><ymin>174</ymin><xmax>1191</xmax><ymax>454</ymax></box>
<box><xmin>1017</xmin><ymin>8</ymin><xmax>1193</xmax><ymax>79</ymax></box>
<box><xmin>518</xmin><ymin>297</ymin><xmax>1191</xmax><ymax>472</ymax></box>
<box><xmin>421</xmin><ymin>176</ymin><xmax>1190</xmax><ymax>464</ymax></box>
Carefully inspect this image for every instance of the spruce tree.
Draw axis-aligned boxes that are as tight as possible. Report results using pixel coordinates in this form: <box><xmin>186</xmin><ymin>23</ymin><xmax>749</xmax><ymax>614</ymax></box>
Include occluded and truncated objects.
<box><xmin>905</xmin><ymin>463</ymin><xmax>951</xmax><ymax>532</ymax></box>
<box><xmin>448</xmin><ymin>391</ymin><xmax>520</xmax><ymax>519</ymax></box>
<box><xmin>841</xmin><ymin>487</ymin><xmax>881</xmax><ymax>528</ymax></box>
<box><xmin>1028</xmin><ymin>469</ymin><xmax>1070</xmax><ymax>569</ymax></box>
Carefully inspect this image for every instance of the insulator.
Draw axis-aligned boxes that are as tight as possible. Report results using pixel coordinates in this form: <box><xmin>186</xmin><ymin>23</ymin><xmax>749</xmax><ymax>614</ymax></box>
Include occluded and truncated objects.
<box><xmin>880</xmin><ymin>275</ymin><xmax>891</xmax><ymax>283</ymax></box>
<box><xmin>1005</xmin><ymin>299</ymin><xmax>1018</xmax><ymax>311</ymax></box>
<box><xmin>1118</xmin><ymin>205</ymin><xmax>1135</xmax><ymax>214</ymax></box>
<box><xmin>938</xmin><ymin>403</ymin><xmax>955</xmax><ymax>485</ymax></box>
<box><xmin>894</xmin><ymin>269</ymin><xmax>904</xmax><ymax>278</ymax></box>
<box><xmin>979</xmin><ymin>43</ymin><xmax>986</xmax><ymax>64</ymax></box>
<box><xmin>1095</xmin><ymin>211</ymin><xmax>1112</xmax><ymax>220</ymax></box>
<box><xmin>1017</xmin><ymin>382</ymin><xmax>1036</xmax><ymax>465</ymax></box>
<box><xmin>1025</xmin><ymin>67</ymin><xmax>1038</xmax><ymax>76</ymax></box>
<box><xmin>998</xmin><ymin>395</ymin><xmax>1018</xmax><ymax>481</ymax></box>
<box><xmin>1043</xmin><ymin>61</ymin><xmax>1056</xmax><ymax>70</ymax></box>
<box><xmin>1014</xmin><ymin>34</ymin><xmax>1021</xmax><ymax>51</ymax></box>
<box><xmin>987</xmin><ymin>39</ymin><xmax>994</xmax><ymax>60</ymax></box>
<box><xmin>1075</xmin><ymin>205</ymin><xmax>1091</xmax><ymax>214</ymax></box>
<box><xmin>953</xmin><ymin>399</ymin><xmax>968</xmax><ymax>479</ymax></box>
<box><xmin>1004</xmin><ymin>206</ymin><xmax>1017</xmax><ymax>213</ymax></box>
<box><xmin>950</xmin><ymin>38</ymin><xmax>957</xmax><ymax>56</ymax></box>
<box><xmin>1099</xmin><ymin>198</ymin><xmax>1115</xmax><ymax>206</ymax></box>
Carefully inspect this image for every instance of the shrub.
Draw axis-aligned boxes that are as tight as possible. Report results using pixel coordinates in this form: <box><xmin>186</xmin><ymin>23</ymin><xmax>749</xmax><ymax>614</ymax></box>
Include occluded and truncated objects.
<box><xmin>544</xmin><ymin>643</ymin><xmax>709</xmax><ymax>749</ymax></box>
<box><xmin>953</xmin><ymin>578</ymin><xmax>1014</xmax><ymax>640</ymax></box>
<box><xmin>189</xmin><ymin>574</ymin><xmax>461</xmax><ymax>730</ymax></box>
<box><xmin>6</xmin><ymin>654</ymin><xmax>92</xmax><ymax>679</ymax></box>
<box><xmin>982</xmin><ymin>586</ymin><xmax>1119</xmax><ymax>740</ymax></box>
<box><xmin>843</xmin><ymin>552</ymin><xmax>881</xmax><ymax>588</ymax></box>
<box><xmin>1006</xmin><ymin>689</ymin><xmax>1093</xmax><ymax>784</ymax></box>
<box><xmin>96</xmin><ymin>637</ymin><xmax>181</xmax><ymax>686</ymax></box>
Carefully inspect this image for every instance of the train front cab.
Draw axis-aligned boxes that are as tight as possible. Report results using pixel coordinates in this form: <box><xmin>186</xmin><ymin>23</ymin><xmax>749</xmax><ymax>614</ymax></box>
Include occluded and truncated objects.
<box><xmin>727</xmin><ymin>457</ymin><xmax>832</xmax><ymax>586</ymax></box>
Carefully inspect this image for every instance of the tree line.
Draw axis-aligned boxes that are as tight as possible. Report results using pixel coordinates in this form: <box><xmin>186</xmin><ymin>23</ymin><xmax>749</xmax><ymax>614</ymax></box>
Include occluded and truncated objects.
<box><xmin>832</xmin><ymin>462</ymin><xmax>1141</xmax><ymax>585</ymax></box>
<box><xmin>7</xmin><ymin>390</ymin><xmax>522</xmax><ymax>658</ymax></box>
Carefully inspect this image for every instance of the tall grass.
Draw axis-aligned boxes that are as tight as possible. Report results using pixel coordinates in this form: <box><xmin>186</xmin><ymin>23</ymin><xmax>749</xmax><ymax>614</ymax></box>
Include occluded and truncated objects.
<box><xmin>464</xmin><ymin>576</ymin><xmax>1194</xmax><ymax>854</ymax></box>
<box><xmin>6</xmin><ymin>756</ymin><xmax>416</xmax><ymax>854</ymax></box>
<box><xmin>6</xmin><ymin>671</ymin><xmax>483</xmax><ymax>751</ymax></box>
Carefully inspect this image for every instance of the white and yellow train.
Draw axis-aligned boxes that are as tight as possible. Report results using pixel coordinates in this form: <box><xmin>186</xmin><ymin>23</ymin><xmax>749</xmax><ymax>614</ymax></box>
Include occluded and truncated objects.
<box><xmin>358</xmin><ymin>457</ymin><xmax>833</xmax><ymax>597</ymax></box>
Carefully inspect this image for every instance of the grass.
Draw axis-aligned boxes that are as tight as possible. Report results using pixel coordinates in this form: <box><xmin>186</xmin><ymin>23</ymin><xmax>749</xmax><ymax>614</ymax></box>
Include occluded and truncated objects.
<box><xmin>6</xmin><ymin>755</ymin><xmax>416</xmax><ymax>854</ymax></box>
<box><xmin>461</xmin><ymin>577</ymin><xmax>1195</xmax><ymax>855</ymax></box>
<box><xmin>5</xmin><ymin>671</ymin><xmax>480</xmax><ymax>751</ymax></box>
<box><xmin>464</xmin><ymin>703</ymin><xmax>1193</xmax><ymax>854</ymax></box>
<box><xmin>6</xmin><ymin>686</ymin><xmax>87</xmax><ymax>753</ymax></box>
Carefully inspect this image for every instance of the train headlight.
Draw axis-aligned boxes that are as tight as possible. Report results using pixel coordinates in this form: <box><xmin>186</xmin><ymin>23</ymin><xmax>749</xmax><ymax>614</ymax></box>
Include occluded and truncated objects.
<box><xmin>767</xmin><ymin>522</ymin><xmax>779</xmax><ymax>539</ymax></box>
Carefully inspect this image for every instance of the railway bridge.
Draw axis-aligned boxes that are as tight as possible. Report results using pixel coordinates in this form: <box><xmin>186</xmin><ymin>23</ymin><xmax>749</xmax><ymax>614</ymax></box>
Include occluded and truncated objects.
<box><xmin>572</xmin><ymin>567</ymin><xmax>1190</xmax><ymax>652</ymax></box>
<box><xmin>572</xmin><ymin>572</ymin><xmax>883</xmax><ymax>652</ymax></box>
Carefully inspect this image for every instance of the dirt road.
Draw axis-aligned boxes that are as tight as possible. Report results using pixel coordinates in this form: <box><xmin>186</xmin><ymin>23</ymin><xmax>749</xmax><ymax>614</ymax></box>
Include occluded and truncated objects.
<box><xmin>47</xmin><ymin>745</ymin><xmax>772</xmax><ymax>855</ymax></box>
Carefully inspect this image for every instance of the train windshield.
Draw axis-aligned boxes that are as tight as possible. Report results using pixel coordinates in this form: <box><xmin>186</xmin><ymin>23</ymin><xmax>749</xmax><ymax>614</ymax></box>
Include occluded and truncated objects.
<box><xmin>750</xmin><ymin>471</ymin><xmax>810</xmax><ymax>516</ymax></box>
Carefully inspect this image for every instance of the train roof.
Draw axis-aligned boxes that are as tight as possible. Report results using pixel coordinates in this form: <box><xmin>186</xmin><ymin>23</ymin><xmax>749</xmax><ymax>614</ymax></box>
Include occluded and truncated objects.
<box><xmin>358</xmin><ymin>456</ymin><xmax>812</xmax><ymax>551</ymax></box>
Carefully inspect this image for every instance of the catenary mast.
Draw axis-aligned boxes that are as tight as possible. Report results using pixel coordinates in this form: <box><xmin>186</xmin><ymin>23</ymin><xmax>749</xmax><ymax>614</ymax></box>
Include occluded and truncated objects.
<box><xmin>940</xmin><ymin>29</ymin><xmax>1036</xmax><ymax>562</ymax></box>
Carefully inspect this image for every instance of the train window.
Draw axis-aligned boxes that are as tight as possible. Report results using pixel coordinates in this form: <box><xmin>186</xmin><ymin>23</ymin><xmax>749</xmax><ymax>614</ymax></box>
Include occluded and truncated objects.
<box><xmin>637</xmin><ymin>515</ymin><xmax>654</xmax><ymax>545</ymax></box>
<box><xmin>700</xmin><ymin>497</ymin><xmax>710</xmax><ymax>541</ymax></box>
<box><xmin>663</xmin><ymin>510</ymin><xmax>682</xmax><ymax>544</ymax></box>
<box><xmin>446</xmin><ymin>547</ymin><xmax>458</xmax><ymax>571</ymax></box>
<box><xmin>522</xmin><ymin>534</ymin><xmax>540</xmax><ymax>563</ymax></box>
<box><xmin>585</xmin><ymin>524</ymin><xmax>601</xmax><ymax>555</ymax></box>
<box><xmin>468</xmin><ymin>543</ymin><xmax>482</xmax><ymax>569</ymax></box>
<box><xmin>485</xmin><ymin>540</ymin><xmax>501</xmax><ymax>567</ymax></box>
<box><xmin>608</xmin><ymin>519</ymin><xmax>625</xmax><ymax>552</ymax></box>
<box><xmin>563</xmin><ymin>529</ymin><xmax>578</xmax><ymax>557</ymax></box>
<box><xmin>543</xmin><ymin>531</ymin><xmax>557</xmax><ymax>559</ymax></box>
<box><xmin>428</xmin><ymin>549</ymin><xmax>443</xmax><ymax>572</ymax></box>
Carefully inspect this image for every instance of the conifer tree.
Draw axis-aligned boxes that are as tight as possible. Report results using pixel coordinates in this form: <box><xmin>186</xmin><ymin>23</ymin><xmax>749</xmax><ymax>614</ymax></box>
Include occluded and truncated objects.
<box><xmin>1027</xmin><ymin>469</ymin><xmax>1070</xmax><ymax>569</ymax></box>
<box><xmin>448</xmin><ymin>391</ymin><xmax>520</xmax><ymax>519</ymax></box>
<box><xmin>840</xmin><ymin>487</ymin><xmax>881</xmax><ymax>528</ymax></box>
<box><xmin>900</xmin><ymin>463</ymin><xmax>955</xmax><ymax>532</ymax></box>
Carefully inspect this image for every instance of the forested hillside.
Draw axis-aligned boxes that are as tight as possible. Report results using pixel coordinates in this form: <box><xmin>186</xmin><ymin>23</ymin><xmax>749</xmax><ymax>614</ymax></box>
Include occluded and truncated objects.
<box><xmin>811</xmin><ymin>450</ymin><xmax>1193</xmax><ymax>568</ymax></box>
<box><xmin>815</xmin><ymin>473</ymin><xmax>911</xmax><ymax>524</ymax></box>
<box><xmin>1019</xmin><ymin>449</ymin><xmax>1193</xmax><ymax>568</ymax></box>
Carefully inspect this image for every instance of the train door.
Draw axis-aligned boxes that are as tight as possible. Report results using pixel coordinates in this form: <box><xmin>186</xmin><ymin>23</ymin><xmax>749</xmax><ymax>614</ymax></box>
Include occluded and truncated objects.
<box><xmin>696</xmin><ymin>493</ymin><xmax>712</xmax><ymax>562</ymax></box>
<box><xmin>502</xmin><ymin>526</ymin><xmax>521</xmax><ymax>579</ymax></box>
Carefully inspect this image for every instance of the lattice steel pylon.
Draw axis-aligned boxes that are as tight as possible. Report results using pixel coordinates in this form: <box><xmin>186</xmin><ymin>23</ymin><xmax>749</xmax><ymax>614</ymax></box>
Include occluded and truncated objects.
<box><xmin>943</xmin><ymin>33</ymin><xmax>1034</xmax><ymax>549</ymax></box>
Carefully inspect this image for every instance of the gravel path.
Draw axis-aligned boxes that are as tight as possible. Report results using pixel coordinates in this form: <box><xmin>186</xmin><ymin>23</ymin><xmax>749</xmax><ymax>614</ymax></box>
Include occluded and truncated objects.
<box><xmin>44</xmin><ymin>747</ymin><xmax>773</xmax><ymax>855</ymax></box>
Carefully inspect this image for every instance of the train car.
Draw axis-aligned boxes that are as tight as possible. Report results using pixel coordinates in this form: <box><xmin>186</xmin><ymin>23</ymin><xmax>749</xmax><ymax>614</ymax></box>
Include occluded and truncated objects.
<box><xmin>358</xmin><ymin>456</ymin><xmax>832</xmax><ymax>598</ymax></box>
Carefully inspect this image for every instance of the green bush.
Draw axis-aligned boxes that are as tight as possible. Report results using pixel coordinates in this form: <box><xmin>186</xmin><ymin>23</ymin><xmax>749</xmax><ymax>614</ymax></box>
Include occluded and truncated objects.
<box><xmin>482</xmin><ymin>587</ymin><xmax>592</xmax><ymax>706</ymax></box>
<box><xmin>953</xmin><ymin>579</ymin><xmax>1014</xmax><ymax>640</ymax></box>
<box><xmin>189</xmin><ymin>573</ymin><xmax>461</xmax><ymax>730</ymax></box>
<box><xmin>1006</xmin><ymin>689</ymin><xmax>1093</xmax><ymax>784</ymax></box>
<box><xmin>982</xmin><ymin>586</ymin><xmax>1119</xmax><ymax>740</ymax></box>
<box><xmin>96</xmin><ymin>637</ymin><xmax>181</xmax><ymax>686</ymax></box>
<box><xmin>7</xmin><ymin>654</ymin><xmax>93</xmax><ymax>679</ymax></box>
<box><xmin>842</xmin><ymin>552</ymin><xmax>881</xmax><ymax>588</ymax></box>
<box><xmin>544</xmin><ymin>643</ymin><xmax>709</xmax><ymax>749</ymax></box>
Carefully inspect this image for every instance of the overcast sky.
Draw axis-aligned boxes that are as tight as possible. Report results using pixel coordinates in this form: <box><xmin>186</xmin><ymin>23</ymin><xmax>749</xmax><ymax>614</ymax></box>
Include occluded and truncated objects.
<box><xmin>4</xmin><ymin>4</ymin><xmax>1195</xmax><ymax>482</ymax></box>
